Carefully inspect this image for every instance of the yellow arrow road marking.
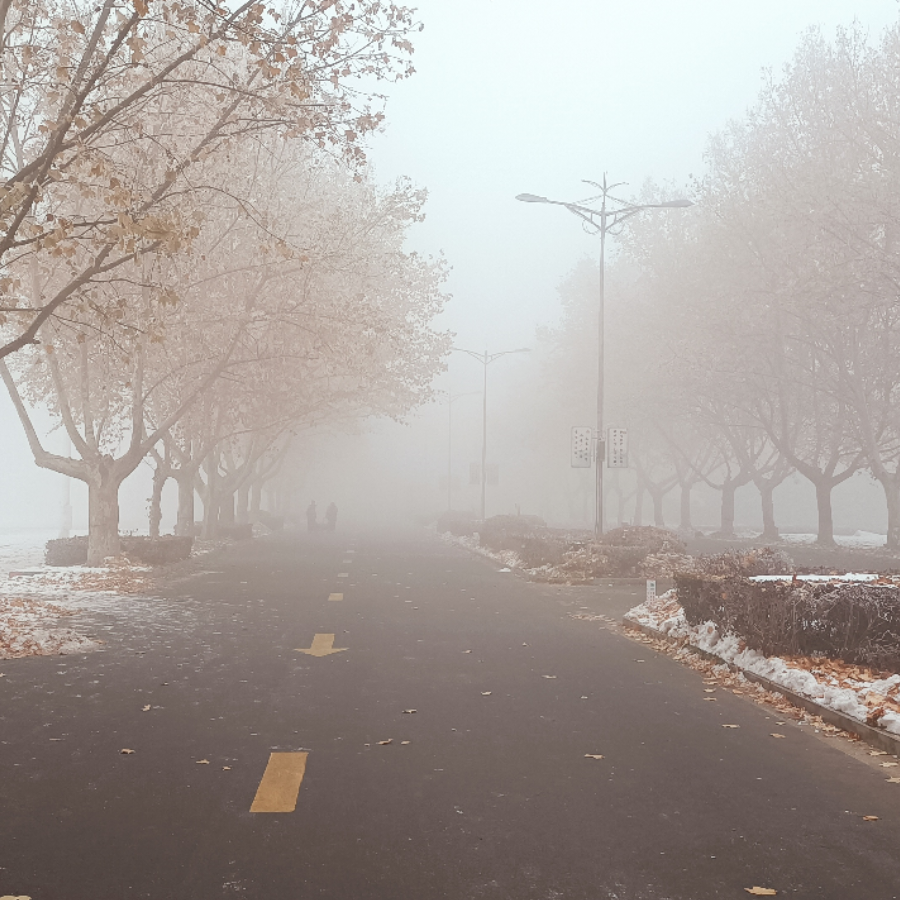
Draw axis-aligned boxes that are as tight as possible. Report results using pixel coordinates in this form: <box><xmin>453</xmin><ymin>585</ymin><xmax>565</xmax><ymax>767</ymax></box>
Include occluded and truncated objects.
<box><xmin>296</xmin><ymin>633</ymin><xmax>347</xmax><ymax>656</ymax></box>
<box><xmin>328</xmin><ymin>593</ymin><xmax>343</xmax><ymax>602</ymax></box>
<box><xmin>250</xmin><ymin>752</ymin><xmax>308</xmax><ymax>813</ymax></box>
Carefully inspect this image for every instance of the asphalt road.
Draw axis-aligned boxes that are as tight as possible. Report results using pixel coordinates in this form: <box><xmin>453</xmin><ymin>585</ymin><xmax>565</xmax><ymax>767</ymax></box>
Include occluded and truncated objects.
<box><xmin>1</xmin><ymin>529</ymin><xmax>899</xmax><ymax>900</ymax></box>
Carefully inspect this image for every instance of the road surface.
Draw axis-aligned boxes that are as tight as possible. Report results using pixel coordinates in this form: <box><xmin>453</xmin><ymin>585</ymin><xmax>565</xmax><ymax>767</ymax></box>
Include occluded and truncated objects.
<box><xmin>1</xmin><ymin>529</ymin><xmax>898</xmax><ymax>899</ymax></box>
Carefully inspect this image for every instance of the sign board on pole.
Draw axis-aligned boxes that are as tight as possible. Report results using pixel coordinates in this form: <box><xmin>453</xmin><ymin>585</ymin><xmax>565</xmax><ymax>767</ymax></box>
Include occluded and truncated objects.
<box><xmin>571</xmin><ymin>427</ymin><xmax>592</xmax><ymax>468</ymax></box>
<box><xmin>646</xmin><ymin>579</ymin><xmax>657</xmax><ymax>602</ymax></box>
<box><xmin>606</xmin><ymin>427</ymin><xmax>628</xmax><ymax>468</ymax></box>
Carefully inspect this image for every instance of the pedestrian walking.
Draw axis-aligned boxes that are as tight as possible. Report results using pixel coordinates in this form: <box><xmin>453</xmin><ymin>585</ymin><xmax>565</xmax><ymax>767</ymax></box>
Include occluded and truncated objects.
<box><xmin>306</xmin><ymin>500</ymin><xmax>317</xmax><ymax>532</ymax></box>
<box><xmin>325</xmin><ymin>502</ymin><xmax>338</xmax><ymax>532</ymax></box>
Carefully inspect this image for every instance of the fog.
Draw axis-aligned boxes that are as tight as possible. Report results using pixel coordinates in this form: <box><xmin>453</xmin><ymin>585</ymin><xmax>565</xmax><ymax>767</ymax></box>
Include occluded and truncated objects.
<box><xmin>2</xmin><ymin>0</ymin><xmax>898</xmax><ymax>546</ymax></box>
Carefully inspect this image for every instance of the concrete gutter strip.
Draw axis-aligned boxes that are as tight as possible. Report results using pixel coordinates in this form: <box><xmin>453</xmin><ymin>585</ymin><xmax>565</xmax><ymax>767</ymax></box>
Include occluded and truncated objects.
<box><xmin>622</xmin><ymin>619</ymin><xmax>900</xmax><ymax>757</ymax></box>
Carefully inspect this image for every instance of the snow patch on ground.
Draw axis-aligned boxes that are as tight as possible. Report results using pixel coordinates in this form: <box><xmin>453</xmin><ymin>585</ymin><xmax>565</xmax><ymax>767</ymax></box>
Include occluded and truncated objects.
<box><xmin>780</xmin><ymin>530</ymin><xmax>888</xmax><ymax>549</ymax></box>
<box><xmin>626</xmin><ymin>591</ymin><xmax>900</xmax><ymax>736</ymax></box>
<box><xmin>0</xmin><ymin>533</ymin><xmax>211</xmax><ymax>660</ymax></box>
<box><xmin>442</xmin><ymin>532</ymin><xmax>526</xmax><ymax>571</ymax></box>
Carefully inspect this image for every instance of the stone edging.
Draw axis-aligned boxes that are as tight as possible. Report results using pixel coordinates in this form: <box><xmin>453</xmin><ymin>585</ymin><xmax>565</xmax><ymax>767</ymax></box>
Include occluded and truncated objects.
<box><xmin>621</xmin><ymin>619</ymin><xmax>900</xmax><ymax>756</ymax></box>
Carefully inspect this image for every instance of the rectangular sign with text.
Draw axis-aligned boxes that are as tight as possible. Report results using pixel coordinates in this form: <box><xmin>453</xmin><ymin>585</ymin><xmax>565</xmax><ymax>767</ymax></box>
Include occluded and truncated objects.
<box><xmin>606</xmin><ymin>427</ymin><xmax>628</xmax><ymax>468</ymax></box>
<box><xmin>571</xmin><ymin>427</ymin><xmax>592</xmax><ymax>468</ymax></box>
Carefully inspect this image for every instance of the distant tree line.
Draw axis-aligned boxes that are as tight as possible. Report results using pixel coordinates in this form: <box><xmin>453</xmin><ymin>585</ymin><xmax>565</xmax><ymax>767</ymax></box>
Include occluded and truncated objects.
<box><xmin>0</xmin><ymin>0</ymin><xmax>449</xmax><ymax>564</ymax></box>
<box><xmin>525</xmin><ymin>23</ymin><xmax>900</xmax><ymax>549</ymax></box>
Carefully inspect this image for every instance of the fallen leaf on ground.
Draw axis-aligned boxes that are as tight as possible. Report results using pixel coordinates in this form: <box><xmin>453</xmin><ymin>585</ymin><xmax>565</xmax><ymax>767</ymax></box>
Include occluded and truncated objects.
<box><xmin>402</xmin><ymin>709</ymin><xmax>417</xmax><ymax>714</ymax></box>
<box><xmin>704</xmin><ymin>698</ymin><xmax>717</xmax><ymax>702</ymax></box>
<box><xmin>120</xmin><ymin>749</ymin><xmax>135</xmax><ymax>755</ymax></box>
<box><xmin>744</xmin><ymin>889</ymin><xmax>777</xmax><ymax>896</ymax></box>
<box><xmin>881</xmin><ymin>762</ymin><xmax>898</xmax><ymax>768</ymax></box>
<box><xmin>401</xmin><ymin>741</ymin><xmax>411</xmax><ymax>745</ymax></box>
<box><xmin>142</xmin><ymin>704</ymin><xmax>151</xmax><ymax>712</ymax></box>
<box><xmin>722</xmin><ymin>724</ymin><xmax>740</xmax><ymax>729</ymax></box>
<box><xmin>377</xmin><ymin>739</ymin><xmax>393</xmax><ymax>745</ymax></box>
<box><xmin>481</xmin><ymin>691</ymin><xmax>492</xmax><ymax>696</ymax></box>
<box><xmin>196</xmin><ymin>759</ymin><xmax>210</xmax><ymax>765</ymax></box>
<box><xmin>870</xmin><ymin>750</ymin><xmax>888</xmax><ymax>756</ymax></box>
<box><xmin>462</xmin><ymin>650</ymin><xmax>472</xmax><ymax>654</ymax></box>
<box><xmin>704</xmin><ymin>688</ymin><xmax>716</xmax><ymax>693</ymax></box>
<box><xmin>770</xmin><ymin>733</ymin><xmax>786</xmax><ymax>739</ymax></box>
<box><xmin>584</xmin><ymin>754</ymin><xmax>604</xmax><ymax>759</ymax></box>
<box><xmin>732</xmin><ymin>689</ymin><xmax>744</xmax><ymax>694</ymax></box>
<box><xmin>863</xmin><ymin>815</ymin><xmax>879</xmax><ymax>821</ymax></box>
<box><xmin>542</xmin><ymin>675</ymin><xmax>557</xmax><ymax>679</ymax></box>
<box><xmin>223</xmin><ymin>766</ymin><xmax>231</xmax><ymax>770</ymax></box>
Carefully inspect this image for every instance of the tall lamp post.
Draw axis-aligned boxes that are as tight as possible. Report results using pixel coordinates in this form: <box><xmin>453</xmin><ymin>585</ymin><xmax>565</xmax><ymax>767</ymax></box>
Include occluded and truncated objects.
<box><xmin>516</xmin><ymin>175</ymin><xmax>692</xmax><ymax>536</ymax></box>
<box><xmin>454</xmin><ymin>347</ymin><xmax>531</xmax><ymax>521</ymax></box>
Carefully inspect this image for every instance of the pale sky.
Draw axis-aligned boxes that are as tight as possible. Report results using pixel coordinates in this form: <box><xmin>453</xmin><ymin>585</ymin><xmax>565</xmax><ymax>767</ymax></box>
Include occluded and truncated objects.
<box><xmin>366</xmin><ymin>0</ymin><xmax>900</xmax><ymax>351</ymax></box>
<box><xmin>2</xmin><ymin>0</ymin><xmax>898</xmax><ymax>532</ymax></box>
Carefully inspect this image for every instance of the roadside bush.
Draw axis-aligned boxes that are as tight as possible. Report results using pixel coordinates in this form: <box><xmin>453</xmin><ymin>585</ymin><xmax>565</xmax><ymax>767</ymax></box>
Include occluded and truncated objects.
<box><xmin>436</xmin><ymin>509</ymin><xmax>479</xmax><ymax>536</ymax></box>
<box><xmin>46</xmin><ymin>536</ymin><xmax>89</xmax><ymax>566</ymax></box>
<box><xmin>218</xmin><ymin>523</ymin><xmax>253</xmax><ymax>541</ymax></box>
<box><xmin>478</xmin><ymin>515</ymin><xmax>562</xmax><ymax>568</ymax></box>
<box><xmin>46</xmin><ymin>535</ymin><xmax>194</xmax><ymax>566</ymax></box>
<box><xmin>122</xmin><ymin>536</ymin><xmax>194</xmax><ymax>565</ymax></box>
<box><xmin>676</xmin><ymin>564</ymin><xmax>900</xmax><ymax>672</ymax></box>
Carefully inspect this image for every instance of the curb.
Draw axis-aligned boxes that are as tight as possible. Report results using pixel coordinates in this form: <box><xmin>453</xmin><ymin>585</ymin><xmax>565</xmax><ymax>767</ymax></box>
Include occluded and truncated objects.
<box><xmin>621</xmin><ymin>619</ymin><xmax>900</xmax><ymax>756</ymax></box>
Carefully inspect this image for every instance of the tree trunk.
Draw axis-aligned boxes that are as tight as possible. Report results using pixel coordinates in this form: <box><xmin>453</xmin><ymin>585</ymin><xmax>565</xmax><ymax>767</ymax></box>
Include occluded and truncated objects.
<box><xmin>878</xmin><ymin>475</ymin><xmax>900</xmax><ymax>551</ymax></box>
<box><xmin>87</xmin><ymin>479</ymin><xmax>121</xmax><ymax>565</ymax></box>
<box><xmin>219</xmin><ymin>491</ymin><xmax>235</xmax><ymax>526</ymax></box>
<box><xmin>719</xmin><ymin>481</ymin><xmax>736</xmax><ymax>536</ymax></box>
<box><xmin>758</xmin><ymin>481</ymin><xmax>779</xmax><ymax>541</ymax></box>
<box><xmin>814</xmin><ymin>479</ymin><xmax>836</xmax><ymax>547</ymax></box>
<box><xmin>679</xmin><ymin>482</ymin><xmax>692</xmax><ymax>531</ymax></box>
<box><xmin>175</xmin><ymin>476</ymin><xmax>195</xmax><ymax>537</ymax></box>
<box><xmin>633</xmin><ymin>479</ymin><xmax>645</xmax><ymax>526</ymax></box>
<box><xmin>651</xmin><ymin>491</ymin><xmax>665</xmax><ymax>528</ymax></box>
<box><xmin>203</xmin><ymin>458</ymin><xmax>219</xmax><ymax>539</ymax></box>
<box><xmin>149</xmin><ymin>465</ymin><xmax>167</xmax><ymax>538</ymax></box>
<box><xmin>236</xmin><ymin>483</ymin><xmax>249</xmax><ymax>524</ymax></box>
<box><xmin>250</xmin><ymin>480</ymin><xmax>262</xmax><ymax>519</ymax></box>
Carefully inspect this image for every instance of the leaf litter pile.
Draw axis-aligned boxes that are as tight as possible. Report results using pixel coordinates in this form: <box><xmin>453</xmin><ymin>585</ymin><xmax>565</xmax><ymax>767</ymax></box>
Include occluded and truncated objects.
<box><xmin>622</xmin><ymin>590</ymin><xmax>900</xmax><ymax>739</ymax></box>
<box><xmin>0</xmin><ymin>595</ymin><xmax>95</xmax><ymax>658</ymax></box>
<box><xmin>0</xmin><ymin>554</ymin><xmax>183</xmax><ymax>660</ymax></box>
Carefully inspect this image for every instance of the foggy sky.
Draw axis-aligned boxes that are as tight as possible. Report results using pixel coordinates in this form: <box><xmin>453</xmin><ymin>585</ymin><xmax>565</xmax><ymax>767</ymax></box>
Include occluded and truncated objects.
<box><xmin>2</xmin><ymin>0</ymin><xmax>897</xmax><ymax>533</ymax></box>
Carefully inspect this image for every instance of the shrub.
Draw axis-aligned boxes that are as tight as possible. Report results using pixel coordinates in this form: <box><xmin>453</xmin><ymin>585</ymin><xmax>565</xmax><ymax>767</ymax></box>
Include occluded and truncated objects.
<box><xmin>436</xmin><ymin>509</ymin><xmax>479</xmax><ymax>536</ymax></box>
<box><xmin>45</xmin><ymin>535</ymin><xmax>194</xmax><ymax>566</ymax></box>
<box><xmin>676</xmin><ymin>565</ymin><xmax>900</xmax><ymax>672</ymax></box>
<box><xmin>218</xmin><ymin>523</ymin><xmax>253</xmax><ymax>541</ymax></box>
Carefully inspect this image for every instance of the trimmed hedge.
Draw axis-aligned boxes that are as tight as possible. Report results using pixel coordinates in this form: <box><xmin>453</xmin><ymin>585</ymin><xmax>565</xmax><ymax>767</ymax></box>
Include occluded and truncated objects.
<box><xmin>436</xmin><ymin>509</ymin><xmax>479</xmax><ymax>537</ymax></box>
<box><xmin>676</xmin><ymin>572</ymin><xmax>900</xmax><ymax>673</ymax></box>
<box><xmin>46</xmin><ymin>535</ymin><xmax>194</xmax><ymax>567</ymax></box>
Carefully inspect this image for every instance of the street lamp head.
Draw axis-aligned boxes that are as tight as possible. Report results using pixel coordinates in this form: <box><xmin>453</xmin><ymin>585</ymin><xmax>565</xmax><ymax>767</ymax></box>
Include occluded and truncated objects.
<box><xmin>516</xmin><ymin>193</ymin><xmax>548</xmax><ymax>204</ymax></box>
<box><xmin>657</xmin><ymin>198</ymin><xmax>694</xmax><ymax>208</ymax></box>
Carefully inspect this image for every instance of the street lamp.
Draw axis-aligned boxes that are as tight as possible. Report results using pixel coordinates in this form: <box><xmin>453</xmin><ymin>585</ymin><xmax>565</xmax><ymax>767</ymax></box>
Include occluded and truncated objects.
<box><xmin>516</xmin><ymin>175</ymin><xmax>692</xmax><ymax>536</ymax></box>
<box><xmin>454</xmin><ymin>347</ymin><xmax>531</xmax><ymax>521</ymax></box>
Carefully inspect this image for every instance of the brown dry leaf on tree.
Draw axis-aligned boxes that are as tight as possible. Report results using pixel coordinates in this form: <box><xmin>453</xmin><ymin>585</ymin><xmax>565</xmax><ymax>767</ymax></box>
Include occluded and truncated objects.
<box><xmin>744</xmin><ymin>888</ymin><xmax>777</xmax><ymax>896</ymax></box>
